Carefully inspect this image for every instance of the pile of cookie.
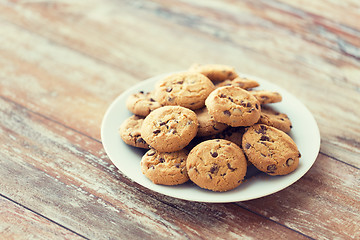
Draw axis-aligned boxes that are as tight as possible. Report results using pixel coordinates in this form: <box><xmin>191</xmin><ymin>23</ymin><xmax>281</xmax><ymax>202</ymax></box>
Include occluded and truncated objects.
<box><xmin>119</xmin><ymin>64</ymin><xmax>301</xmax><ymax>192</ymax></box>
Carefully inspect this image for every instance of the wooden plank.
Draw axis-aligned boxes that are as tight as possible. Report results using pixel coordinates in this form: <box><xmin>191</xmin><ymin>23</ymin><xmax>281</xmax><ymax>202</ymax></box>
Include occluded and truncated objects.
<box><xmin>0</xmin><ymin>196</ymin><xmax>84</xmax><ymax>240</ymax></box>
<box><xmin>238</xmin><ymin>154</ymin><xmax>360</xmax><ymax>240</ymax></box>
<box><xmin>0</xmin><ymin>97</ymin><xmax>311</xmax><ymax>239</ymax></box>
<box><xmin>0</xmin><ymin>0</ymin><xmax>359</xmax><ymax>167</ymax></box>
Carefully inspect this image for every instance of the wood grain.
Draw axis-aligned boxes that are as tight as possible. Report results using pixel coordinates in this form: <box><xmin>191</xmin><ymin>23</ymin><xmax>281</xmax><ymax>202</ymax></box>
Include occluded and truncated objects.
<box><xmin>0</xmin><ymin>0</ymin><xmax>359</xmax><ymax>239</ymax></box>
<box><xmin>0</xmin><ymin>196</ymin><xmax>84</xmax><ymax>240</ymax></box>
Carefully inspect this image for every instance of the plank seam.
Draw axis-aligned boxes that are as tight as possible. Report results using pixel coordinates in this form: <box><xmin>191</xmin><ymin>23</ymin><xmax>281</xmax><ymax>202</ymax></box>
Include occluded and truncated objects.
<box><xmin>320</xmin><ymin>151</ymin><xmax>360</xmax><ymax>170</ymax></box>
<box><xmin>235</xmin><ymin>203</ymin><xmax>316</xmax><ymax>240</ymax></box>
<box><xmin>0</xmin><ymin>193</ymin><xmax>89</xmax><ymax>240</ymax></box>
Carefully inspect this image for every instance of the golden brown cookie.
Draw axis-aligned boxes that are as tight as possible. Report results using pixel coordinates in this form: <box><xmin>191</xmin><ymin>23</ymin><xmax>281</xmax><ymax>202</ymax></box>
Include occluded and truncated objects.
<box><xmin>141</xmin><ymin>106</ymin><xmax>198</xmax><ymax>152</ymax></box>
<box><xmin>216</xmin><ymin>76</ymin><xmax>260</xmax><ymax>90</ymax></box>
<box><xmin>154</xmin><ymin>72</ymin><xmax>215</xmax><ymax>110</ymax></box>
<box><xmin>242</xmin><ymin>124</ymin><xmax>301</xmax><ymax>176</ymax></box>
<box><xmin>258</xmin><ymin>106</ymin><xmax>292</xmax><ymax>133</ymax></box>
<box><xmin>141</xmin><ymin>148</ymin><xmax>189</xmax><ymax>185</ymax></box>
<box><xmin>189</xmin><ymin>63</ymin><xmax>238</xmax><ymax>82</ymax></box>
<box><xmin>119</xmin><ymin>115</ymin><xmax>150</xmax><ymax>149</ymax></box>
<box><xmin>195</xmin><ymin>107</ymin><xmax>228</xmax><ymax>137</ymax></box>
<box><xmin>186</xmin><ymin>139</ymin><xmax>247</xmax><ymax>192</ymax></box>
<box><xmin>250</xmin><ymin>90</ymin><xmax>282</xmax><ymax>104</ymax></box>
<box><xmin>205</xmin><ymin>86</ymin><xmax>261</xmax><ymax>127</ymax></box>
<box><xmin>126</xmin><ymin>91</ymin><xmax>162</xmax><ymax>117</ymax></box>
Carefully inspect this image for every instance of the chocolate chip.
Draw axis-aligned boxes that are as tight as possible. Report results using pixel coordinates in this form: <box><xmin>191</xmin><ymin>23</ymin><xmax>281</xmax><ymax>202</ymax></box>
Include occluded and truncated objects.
<box><xmin>208</xmin><ymin>174</ymin><xmax>213</xmax><ymax>179</ymax></box>
<box><xmin>149</xmin><ymin>165</ymin><xmax>155</xmax><ymax>169</ymax></box>
<box><xmin>176</xmin><ymin>81</ymin><xmax>184</xmax><ymax>84</ymax></box>
<box><xmin>166</xmin><ymin>87</ymin><xmax>173</xmax><ymax>92</ymax></box>
<box><xmin>220</xmin><ymin>94</ymin><xmax>227</xmax><ymax>98</ymax></box>
<box><xmin>228</xmin><ymin>97</ymin><xmax>234</xmax><ymax>102</ymax></box>
<box><xmin>255</xmin><ymin>104</ymin><xmax>259</xmax><ymax>109</ymax></box>
<box><xmin>256</xmin><ymin>125</ymin><xmax>267</xmax><ymax>134</ymax></box>
<box><xmin>211</xmin><ymin>152</ymin><xmax>218</xmax><ymax>158</ymax></box>
<box><xmin>286</xmin><ymin>158</ymin><xmax>294</xmax><ymax>166</ymax></box>
<box><xmin>223</xmin><ymin>110</ymin><xmax>231</xmax><ymax>116</ymax></box>
<box><xmin>227</xmin><ymin>163</ymin><xmax>236</xmax><ymax>171</ymax></box>
<box><xmin>245</xmin><ymin>143</ymin><xmax>251</xmax><ymax>149</ymax></box>
<box><xmin>149</xmin><ymin>98</ymin><xmax>155</xmax><ymax>102</ymax></box>
<box><xmin>280</xmin><ymin>118</ymin><xmax>284</xmax><ymax>121</ymax></box>
<box><xmin>213</xmin><ymin>126</ymin><xmax>219</xmax><ymax>131</ymax></box>
<box><xmin>159</xmin><ymin>157</ymin><xmax>165</xmax><ymax>163</ymax></box>
<box><xmin>260</xmin><ymin>135</ymin><xmax>270</xmax><ymax>141</ymax></box>
<box><xmin>246</xmin><ymin>102</ymin><xmax>252</xmax><ymax>108</ymax></box>
<box><xmin>298</xmin><ymin>152</ymin><xmax>301</xmax><ymax>158</ymax></box>
<box><xmin>175</xmin><ymin>163</ymin><xmax>181</xmax><ymax>168</ymax></box>
<box><xmin>210</xmin><ymin>164</ymin><xmax>218</xmax><ymax>174</ymax></box>
<box><xmin>153</xmin><ymin>129</ymin><xmax>161</xmax><ymax>134</ymax></box>
<box><xmin>139</xmin><ymin>91</ymin><xmax>144</xmax><ymax>94</ymax></box>
<box><xmin>267</xmin><ymin>164</ymin><xmax>277</xmax><ymax>173</ymax></box>
<box><xmin>159</xmin><ymin>121</ymin><xmax>166</xmax><ymax>126</ymax></box>
<box><xmin>147</xmin><ymin>150</ymin><xmax>156</xmax><ymax>156</ymax></box>
<box><xmin>136</xmin><ymin>137</ymin><xmax>146</xmax><ymax>143</ymax></box>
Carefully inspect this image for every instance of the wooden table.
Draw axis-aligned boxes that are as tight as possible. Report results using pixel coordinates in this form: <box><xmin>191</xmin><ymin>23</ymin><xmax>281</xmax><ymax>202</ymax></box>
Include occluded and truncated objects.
<box><xmin>1</xmin><ymin>0</ymin><xmax>359</xmax><ymax>239</ymax></box>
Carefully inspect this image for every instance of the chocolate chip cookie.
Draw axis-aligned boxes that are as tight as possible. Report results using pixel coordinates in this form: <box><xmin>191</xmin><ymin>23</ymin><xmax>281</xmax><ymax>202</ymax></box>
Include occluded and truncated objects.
<box><xmin>126</xmin><ymin>91</ymin><xmax>162</xmax><ymax>117</ymax></box>
<box><xmin>205</xmin><ymin>86</ymin><xmax>261</xmax><ymax>127</ymax></box>
<box><xmin>141</xmin><ymin>148</ymin><xmax>189</xmax><ymax>185</ymax></box>
<box><xmin>189</xmin><ymin>63</ymin><xmax>238</xmax><ymax>82</ymax></box>
<box><xmin>195</xmin><ymin>107</ymin><xmax>228</xmax><ymax>137</ymax></box>
<box><xmin>258</xmin><ymin>105</ymin><xmax>292</xmax><ymax>133</ymax></box>
<box><xmin>141</xmin><ymin>106</ymin><xmax>199</xmax><ymax>152</ymax></box>
<box><xmin>154</xmin><ymin>72</ymin><xmax>215</xmax><ymax>110</ymax></box>
<box><xmin>119</xmin><ymin>115</ymin><xmax>150</xmax><ymax>149</ymax></box>
<box><xmin>250</xmin><ymin>90</ymin><xmax>282</xmax><ymax>104</ymax></box>
<box><xmin>242</xmin><ymin>124</ymin><xmax>301</xmax><ymax>175</ymax></box>
<box><xmin>186</xmin><ymin>139</ymin><xmax>248</xmax><ymax>192</ymax></box>
<box><xmin>216</xmin><ymin>76</ymin><xmax>260</xmax><ymax>90</ymax></box>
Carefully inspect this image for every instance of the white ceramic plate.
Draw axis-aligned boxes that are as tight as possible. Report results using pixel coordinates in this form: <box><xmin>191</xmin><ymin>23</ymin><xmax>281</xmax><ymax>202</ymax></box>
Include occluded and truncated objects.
<box><xmin>101</xmin><ymin>72</ymin><xmax>320</xmax><ymax>203</ymax></box>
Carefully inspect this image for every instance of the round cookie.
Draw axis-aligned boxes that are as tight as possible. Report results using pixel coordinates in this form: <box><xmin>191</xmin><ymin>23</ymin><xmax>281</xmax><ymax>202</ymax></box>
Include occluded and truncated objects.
<box><xmin>119</xmin><ymin>115</ymin><xmax>149</xmax><ymax>149</ymax></box>
<box><xmin>141</xmin><ymin>106</ymin><xmax>199</xmax><ymax>152</ymax></box>
<box><xmin>154</xmin><ymin>72</ymin><xmax>215</xmax><ymax>110</ymax></box>
<box><xmin>258</xmin><ymin>106</ymin><xmax>292</xmax><ymax>133</ymax></box>
<box><xmin>242</xmin><ymin>124</ymin><xmax>301</xmax><ymax>176</ymax></box>
<box><xmin>141</xmin><ymin>148</ymin><xmax>189</xmax><ymax>185</ymax></box>
<box><xmin>250</xmin><ymin>90</ymin><xmax>282</xmax><ymax>104</ymax></box>
<box><xmin>216</xmin><ymin>77</ymin><xmax>260</xmax><ymax>90</ymax></box>
<box><xmin>186</xmin><ymin>139</ymin><xmax>247</xmax><ymax>192</ymax></box>
<box><xmin>195</xmin><ymin>107</ymin><xmax>228</xmax><ymax>137</ymax></box>
<box><xmin>126</xmin><ymin>91</ymin><xmax>162</xmax><ymax>117</ymax></box>
<box><xmin>189</xmin><ymin>63</ymin><xmax>238</xmax><ymax>82</ymax></box>
<box><xmin>205</xmin><ymin>86</ymin><xmax>261</xmax><ymax>127</ymax></box>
